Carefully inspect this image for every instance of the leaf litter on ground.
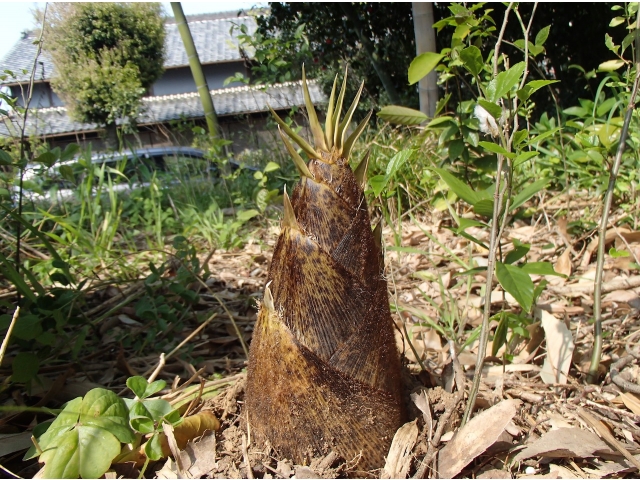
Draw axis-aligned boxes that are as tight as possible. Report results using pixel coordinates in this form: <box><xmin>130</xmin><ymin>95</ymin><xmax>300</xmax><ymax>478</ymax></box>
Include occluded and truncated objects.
<box><xmin>6</xmin><ymin>198</ymin><xmax>640</xmax><ymax>478</ymax></box>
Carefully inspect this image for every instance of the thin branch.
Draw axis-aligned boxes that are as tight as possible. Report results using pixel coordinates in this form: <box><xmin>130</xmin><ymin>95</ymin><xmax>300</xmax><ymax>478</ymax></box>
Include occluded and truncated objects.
<box><xmin>588</xmin><ymin>13</ymin><xmax>640</xmax><ymax>382</ymax></box>
<box><xmin>461</xmin><ymin>3</ymin><xmax>514</xmax><ymax>428</ymax></box>
<box><xmin>0</xmin><ymin>307</ymin><xmax>20</xmax><ymax>367</ymax></box>
<box><xmin>492</xmin><ymin>3</ymin><xmax>513</xmax><ymax>78</ymax></box>
<box><xmin>510</xmin><ymin>3</ymin><xmax>538</xmax><ymax>146</ymax></box>
<box><xmin>15</xmin><ymin>4</ymin><xmax>48</xmax><ymax>299</ymax></box>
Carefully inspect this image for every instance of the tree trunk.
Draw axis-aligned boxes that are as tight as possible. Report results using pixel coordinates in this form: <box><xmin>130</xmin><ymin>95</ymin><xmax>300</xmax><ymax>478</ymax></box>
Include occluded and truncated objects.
<box><xmin>412</xmin><ymin>2</ymin><xmax>438</xmax><ymax>117</ymax></box>
<box><xmin>340</xmin><ymin>3</ymin><xmax>402</xmax><ymax>105</ymax></box>
<box><xmin>103</xmin><ymin>123</ymin><xmax>119</xmax><ymax>151</ymax></box>
<box><xmin>170</xmin><ymin>2</ymin><xmax>219</xmax><ymax>138</ymax></box>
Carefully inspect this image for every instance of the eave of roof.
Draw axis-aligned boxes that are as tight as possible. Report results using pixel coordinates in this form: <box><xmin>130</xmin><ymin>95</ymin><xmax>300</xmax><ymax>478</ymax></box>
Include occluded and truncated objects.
<box><xmin>0</xmin><ymin>80</ymin><xmax>327</xmax><ymax>139</ymax></box>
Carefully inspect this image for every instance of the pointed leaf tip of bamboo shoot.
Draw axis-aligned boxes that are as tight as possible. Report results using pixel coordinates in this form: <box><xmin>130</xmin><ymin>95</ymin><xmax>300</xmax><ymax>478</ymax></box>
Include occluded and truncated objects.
<box><xmin>282</xmin><ymin>188</ymin><xmax>299</xmax><ymax>230</ymax></box>
<box><xmin>278</xmin><ymin>126</ymin><xmax>314</xmax><ymax>179</ymax></box>
<box><xmin>263</xmin><ymin>282</ymin><xmax>275</xmax><ymax>313</ymax></box>
<box><xmin>354</xmin><ymin>150</ymin><xmax>370</xmax><ymax>188</ymax></box>
<box><xmin>268</xmin><ymin>104</ymin><xmax>321</xmax><ymax>160</ymax></box>
<box><xmin>302</xmin><ymin>64</ymin><xmax>327</xmax><ymax>152</ymax></box>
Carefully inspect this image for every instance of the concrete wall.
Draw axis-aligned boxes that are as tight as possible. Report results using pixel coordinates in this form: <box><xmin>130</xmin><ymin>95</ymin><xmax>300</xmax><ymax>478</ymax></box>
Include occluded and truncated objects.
<box><xmin>151</xmin><ymin>62</ymin><xmax>248</xmax><ymax>96</ymax></box>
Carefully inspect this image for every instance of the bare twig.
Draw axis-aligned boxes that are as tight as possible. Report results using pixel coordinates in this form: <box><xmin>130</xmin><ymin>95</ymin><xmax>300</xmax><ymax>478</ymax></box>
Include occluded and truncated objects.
<box><xmin>242</xmin><ymin>433</ymin><xmax>255</xmax><ymax>479</ymax></box>
<box><xmin>413</xmin><ymin>391</ymin><xmax>464</xmax><ymax>478</ymax></box>
<box><xmin>0</xmin><ymin>306</ymin><xmax>20</xmax><ymax>367</ymax></box>
<box><xmin>197</xmin><ymin>277</ymin><xmax>249</xmax><ymax>359</ymax></box>
<box><xmin>610</xmin><ymin>355</ymin><xmax>640</xmax><ymax>394</ymax></box>
<box><xmin>588</xmin><ymin>18</ymin><xmax>640</xmax><ymax>381</ymax></box>
<box><xmin>462</xmin><ymin>3</ymin><xmax>514</xmax><ymax>429</ymax></box>
<box><xmin>15</xmin><ymin>5</ymin><xmax>48</xmax><ymax>296</ymax></box>
<box><xmin>0</xmin><ymin>464</ymin><xmax>22</xmax><ymax>479</ymax></box>
<box><xmin>147</xmin><ymin>353</ymin><xmax>165</xmax><ymax>384</ymax></box>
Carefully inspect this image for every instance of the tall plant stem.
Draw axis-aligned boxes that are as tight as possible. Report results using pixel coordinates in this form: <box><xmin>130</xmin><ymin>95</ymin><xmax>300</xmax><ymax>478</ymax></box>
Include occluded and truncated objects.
<box><xmin>15</xmin><ymin>5</ymin><xmax>47</xmax><ymax>300</ymax></box>
<box><xmin>461</xmin><ymin>3</ymin><xmax>513</xmax><ymax>427</ymax></box>
<box><xmin>170</xmin><ymin>2</ymin><xmax>219</xmax><ymax>138</ymax></box>
<box><xmin>587</xmin><ymin>43</ymin><xmax>640</xmax><ymax>383</ymax></box>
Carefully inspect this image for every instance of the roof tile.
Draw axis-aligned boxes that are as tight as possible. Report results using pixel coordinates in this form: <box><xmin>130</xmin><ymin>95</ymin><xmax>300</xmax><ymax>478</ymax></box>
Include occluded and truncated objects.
<box><xmin>0</xmin><ymin>80</ymin><xmax>326</xmax><ymax>138</ymax></box>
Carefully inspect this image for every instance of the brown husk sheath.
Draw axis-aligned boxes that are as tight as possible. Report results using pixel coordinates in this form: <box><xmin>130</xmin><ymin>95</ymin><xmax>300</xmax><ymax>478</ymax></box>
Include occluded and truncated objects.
<box><xmin>245</xmin><ymin>69</ymin><xmax>404</xmax><ymax>470</ymax></box>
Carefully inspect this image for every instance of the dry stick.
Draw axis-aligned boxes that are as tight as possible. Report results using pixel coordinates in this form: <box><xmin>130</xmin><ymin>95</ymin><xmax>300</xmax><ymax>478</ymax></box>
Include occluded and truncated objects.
<box><xmin>461</xmin><ymin>3</ymin><xmax>514</xmax><ymax>429</ymax></box>
<box><xmin>610</xmin><ymin>355</ymin><xmax>640</xmax><ymax>394</ymax></box>
<box><xmin>588</xmin><ymin>39</ymin><xmax>640</xmax><ymax>382</ymax></box>
<box><xmin>147</xmin><ymin>353</ymin><xmax>165</xmax><ymax>384</ymax></box>
<box><xmin>413</xmin><ymin>390</ymin><xmax>464</xmax><ymax>479</ymax></box>
<box><xmin>0</xmin><ymin>306</ymin><xmax>20</xmax><ymax>367</ymax></box>
<box><xmin>242</xmin><ymin>433</ymin><xmax>255</xmax><ymax>479</ymax></box>
<box><xmin>0</xmin><ymin>464</ymin><xmax>22</xmax><ymax>479</ymax></box>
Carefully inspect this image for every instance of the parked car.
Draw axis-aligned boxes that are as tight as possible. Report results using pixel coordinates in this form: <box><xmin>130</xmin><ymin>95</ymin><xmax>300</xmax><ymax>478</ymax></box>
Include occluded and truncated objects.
<box><xmin>15</xmin><ymin>146</ymin><xmax>252</xmax><ymax>205</ymax></box>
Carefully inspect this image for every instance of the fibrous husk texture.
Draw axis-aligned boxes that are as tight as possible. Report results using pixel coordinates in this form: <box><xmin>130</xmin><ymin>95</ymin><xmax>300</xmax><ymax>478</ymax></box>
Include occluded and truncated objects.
<box><xmin>245</xmin><ymin>70</ymin><xmax>404</xmax><ymax>470</ymax></box>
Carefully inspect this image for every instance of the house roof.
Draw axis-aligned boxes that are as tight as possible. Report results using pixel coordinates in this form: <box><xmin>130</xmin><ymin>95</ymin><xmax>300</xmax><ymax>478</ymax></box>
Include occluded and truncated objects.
<box><xmin>0</xmin><ymin>80</ymin><xmax>326</xmax><ymax>138</ymax></box>
<box><xmin>0</xmin><ymin>11</ymin><xmax>256</xmax><ymax>85</ymax></box>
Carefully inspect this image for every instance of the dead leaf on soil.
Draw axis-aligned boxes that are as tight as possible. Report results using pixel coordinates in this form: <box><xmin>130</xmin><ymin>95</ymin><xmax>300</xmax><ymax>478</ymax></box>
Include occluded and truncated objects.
<box><xmin>538</xmin><ymin>309</ymin><xmax>575</xmax><ymax>385</ymax></box>
<box><xmin>514</xmin><ymin>427</ymin><xmax>608</xmax><ymax>462</ymax></box>
<box><xmin>178</xmin><ymin>431</ymin><xmax>218</xmax><ymax>478</ymax></box>
<box><xmin>411</xmin><ymin>390</ymin><xmax>432</xmax><ymax>441</ymax></box>
<box><xmin>437</xmin><ymin>399</ymin><xmax>520</xmax><ymax>479</ymax></box>
<box><xmin>382</xmin><ymin>419</ymin><xmax>419</xmax><ymax>479</ymax></box>
<box><xmin>619</xmin><ymin>392</ymin><xmax>640</xmax><ymax>416</ymax></box>
<box><xmin>159</xmin><ymin>411</ymin><xmax>220</xmax><ymax>457</ymax></box>
<box><xmin>555</xmin><ymin>248</ymin><xmax>572</xmax><ymax>278</ymax></box>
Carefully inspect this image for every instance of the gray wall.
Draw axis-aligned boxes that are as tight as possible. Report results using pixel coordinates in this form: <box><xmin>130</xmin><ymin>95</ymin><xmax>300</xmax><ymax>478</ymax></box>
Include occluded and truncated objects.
<box><xmin>11</xmin><ymin>83</ymin><xmax>63</xmax><ymax>108</ymax></box>
<box><xmin>151</xmin><ymin>62</ymin><xmax>247</xmax><ymax>96</ymax></box>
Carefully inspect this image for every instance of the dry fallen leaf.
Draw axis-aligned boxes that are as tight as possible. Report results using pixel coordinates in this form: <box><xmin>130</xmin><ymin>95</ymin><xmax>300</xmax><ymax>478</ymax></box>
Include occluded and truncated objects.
<box><xmin>514</xmin><ymin>427</ymin><xmax>608</xmax><ymax>462</ymax></box>
<box><xmin>438</xmin><ymin>399</ymin><xmax>520</xmax><ymax>478</ymax></box>
<box><xmin>411</xmin><ymin>390</ymin><xmax>432</xmax><ymax>441</ymax></box>
<box><xmin>538</xmin><ymin>309</ymin><xmax>575</xmax><ymax>385</ymax></box>
<box><xmin>117</xmin><ymin>411</ymin><xmax>221</xmax><ymax>466</ymax></box>
<box><xmin>178</xmin><ymin>431</ymin><xmax>218</xmax><ymax>478</ymax></box>
<box><xmin>383</xmin><ymin>419</ymin><xmax>419</xmax><ymax>479</ymax></box>
<box><xmin>554</xmin><ymin>248</ymin><xmax>572</xmax><ymax>278</ymax></box>
<box><xmin>619</xmin><ymin>392</ymin><xmax>640</xmax><ymax>416</ymax></box>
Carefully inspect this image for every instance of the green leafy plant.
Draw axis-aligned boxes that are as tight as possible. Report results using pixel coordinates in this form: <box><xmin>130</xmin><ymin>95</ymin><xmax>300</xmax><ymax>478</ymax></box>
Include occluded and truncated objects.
<box><xmin>25</xmin><ymin>376</ymin><xmax>181</xmax><ymax>478</ymax></box>
<box><xmin>26</xmin><ymin>388</ymin><xmax>135</xmax><ymax>479</ymax></box>
<box><xmin>377</xmin><ymin>3</ymin><xmax>572</xmax><ymax>425</ymax></box>
<box><xmin>124</xmin><ymin>376</ymin><xmax>181</xmax><ymax>461</ymax></box>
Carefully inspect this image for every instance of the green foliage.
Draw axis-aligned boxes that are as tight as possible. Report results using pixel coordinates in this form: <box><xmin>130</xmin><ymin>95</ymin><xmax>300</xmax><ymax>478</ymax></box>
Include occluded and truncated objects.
<box><xmin>26</xmin><ymin>388</ymin><xmax>134</xmax><ymax>479</ymax></box>
<box><xmin>43</xmin><ymin>3</ymin><xmax>165</xmax><ymax>126</ymax></box>
<box><xmin>26</xmin><ymin>379</ymin><xmax>181</xmax><ymax>478</ymax></box>
<box><xmin>241</xmin><ymin>3</ymin><xmax>419</xmax><ymax>110</ymax></box>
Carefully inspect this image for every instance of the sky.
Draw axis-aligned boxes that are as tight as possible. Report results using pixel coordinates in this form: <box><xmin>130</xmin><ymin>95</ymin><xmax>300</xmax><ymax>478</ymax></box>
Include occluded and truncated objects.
<box><xmin>0</xmin><ymin>1</ymin><xmax>266</xmax><ymax>62</ymax></box>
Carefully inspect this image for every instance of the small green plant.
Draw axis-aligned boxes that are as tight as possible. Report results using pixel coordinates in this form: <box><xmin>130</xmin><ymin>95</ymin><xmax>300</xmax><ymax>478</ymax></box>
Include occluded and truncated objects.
<box><xmin>25</xmin><ymin>376</ymin><xmax>181</xmax><ymax>479</ymax></box>
<box><xmin>26</xmin><ymin>388</ymin><xmax>135</xmax><ymax>479</ymax></box>
<box><xmin>123</xmin><ymin>376</ymin><xmax>181</xmax><ymax>462</ymax></box>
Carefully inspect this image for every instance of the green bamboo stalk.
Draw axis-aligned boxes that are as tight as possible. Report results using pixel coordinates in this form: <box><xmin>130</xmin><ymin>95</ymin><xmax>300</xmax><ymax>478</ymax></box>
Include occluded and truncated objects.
<box><xmin>170</xmin><ymin>2</ymin><xmax>219</xmax><ymax>138</ymax></box>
